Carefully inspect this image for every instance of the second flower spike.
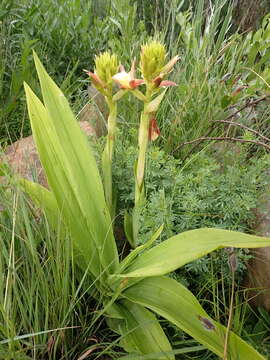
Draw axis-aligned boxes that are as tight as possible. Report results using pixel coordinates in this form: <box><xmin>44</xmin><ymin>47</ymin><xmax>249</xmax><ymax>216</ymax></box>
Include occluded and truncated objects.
<box><xmin>140</xmin><ymin>40</ymin><xmax>179</xmax><ymax>87</ymax></box>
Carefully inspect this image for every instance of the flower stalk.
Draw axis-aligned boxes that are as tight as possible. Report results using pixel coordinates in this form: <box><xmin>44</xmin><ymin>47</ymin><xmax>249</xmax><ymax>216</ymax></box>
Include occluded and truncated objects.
<box><xmin>102</xmin><ymin>96</ymin><xmax>117</xmax><ymax>218</ymax></box>
<box><xmin>86</xmin><ymin>44</ymin><xmax>178</xmax><ymax>241</ymax></box>
<box><xmin>136</xmin><ymin>91</ymin><xmax>151</xmax><ymax>202</ymax></box>
<box><xmin>85</xmin><ymin>52</ymin><xmax>122</xmax><ymax>218</ymax></box>
<box><xmin>128</xmin><ymin>41</ymin><xmax>179</xmax><ymax>247</ymax></box>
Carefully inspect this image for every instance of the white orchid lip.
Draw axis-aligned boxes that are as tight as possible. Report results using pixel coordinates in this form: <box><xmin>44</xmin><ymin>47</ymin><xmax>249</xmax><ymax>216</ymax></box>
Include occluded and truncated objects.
<box><xmin>112</xmin><ymin>71</ymin><xmax>133</xmax><ymax>89</ymax></box>
<box><xmin>112</xmin><ymin>62</ymin><xmax>144</xmax><ymax>90</ymax></box>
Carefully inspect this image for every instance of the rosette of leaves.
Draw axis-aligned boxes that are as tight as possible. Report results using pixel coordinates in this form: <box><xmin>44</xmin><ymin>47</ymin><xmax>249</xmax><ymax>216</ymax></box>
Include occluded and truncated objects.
<box><xmin>19</xmin><ymin>52</ymin><xmax>270</xmax><ymax>360</ymax></box>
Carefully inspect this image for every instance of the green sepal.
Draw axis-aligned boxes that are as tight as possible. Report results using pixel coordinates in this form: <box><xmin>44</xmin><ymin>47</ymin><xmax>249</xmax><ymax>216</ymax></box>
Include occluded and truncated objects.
<box><xmin>132</xmin><ymin>89</ymin><xmax>147</xmax><ymax>102</ymax></box>
<box><xmin>145</xmin><ymin>90</ymin><xmax>167</xmax><ymax>113</ymax></box>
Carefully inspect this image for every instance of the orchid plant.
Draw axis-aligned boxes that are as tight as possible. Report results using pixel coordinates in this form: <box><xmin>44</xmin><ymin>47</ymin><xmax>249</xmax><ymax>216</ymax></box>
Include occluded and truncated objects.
<box><xmin>112</xmin><ymin>41</ymin><xmax>179</xmax><ymax>247</ymax></box>
<box><xmin>18</xmin><ymin>44</ymin><xmax>270</xmax><ymax>360</ymax></box>
<box><xmin>86</xmin><ymin>42</ymin><xmax>179</xmax><ymax>246</ymax></box>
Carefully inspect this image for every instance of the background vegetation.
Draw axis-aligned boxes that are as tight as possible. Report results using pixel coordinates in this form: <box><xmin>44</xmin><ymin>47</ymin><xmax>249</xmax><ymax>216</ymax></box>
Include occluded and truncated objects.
<box><xmin>1</xmin><ymin>0</ymin><xmax>270</xmax><ymax>359</ymax></box>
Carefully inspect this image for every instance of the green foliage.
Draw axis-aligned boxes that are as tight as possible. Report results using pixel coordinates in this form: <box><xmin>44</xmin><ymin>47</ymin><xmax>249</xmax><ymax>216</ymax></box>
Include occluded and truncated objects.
<box><xmin>243</xmin><ymin>13</ymin><xmax>270</xmax><ymax>87</ymax></box>
<box><xmin>154</xmin><ymin>3</ymin><xmax>270</xmax><ymax>156</ymax></box>
<box><xmin>2</xmin><ymin>0</ymin><xmax>269</xmax><ymax>153</ymax></box>
<box><xmin>114</xmin><ymin>142</ymin><xmax>269</xmax><ymax>240</ymax></box>
<box><xmin>244</xmin><ymin>307</ymin><xmax>270</xmax><ymax>356</ymax></box>
<box><xmin>113</xmin><ymin>141</ymin><xmax>269</xmax><ymax>288</ymax></box>
<box><xmin>0</xmin><ymin>187</ymin><xmax>100</xmax><ymax>359</ymax></box>
<box><xmin>1</xmin><ymin>1</ymin><xmax>270</xmax><ymax>358</ymax></box>
<box><xmin>24</xmin><ymin>52</ymin><xmax>119</xmax><ymax>278</ymax></box>
<box><xmin>108</xmin><ymin>0</ymin><xmax>148</xmax><ymax>62</ymax></box>
<box><xmin>16</xmin><ymin>55</ymin><xmax>270</xmax><ymax>360</ymax></box>
<box><xmin>123</xmin><ymin>276</ymin><xmax>265</xmax><ymax>360</ymax></box>
<box><xmin>0</xmin><ymin>0</ymin><xmax>148</xmax><ymax>142</ymax></box>
<box><xmin>141</xmin><ymin>151</ymin><xmax>269</xmax><ymax>238</ymax></box>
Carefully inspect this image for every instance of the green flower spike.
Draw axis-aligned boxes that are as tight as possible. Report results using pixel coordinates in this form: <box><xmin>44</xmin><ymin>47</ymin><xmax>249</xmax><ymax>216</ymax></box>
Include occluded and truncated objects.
<box><xmin>84</xmin><ymin>52</ymin><xmax>119</xmax><ymax>94</ymax></box>
<box><xmin>140</xmin><ymin>40</ymin><xmax>179</xmax><ymax>88</ymax></box>
<box><xmin>140</xmin><ymin>41</ymin><xmax>166</xmax><ymax>82</ymax></box>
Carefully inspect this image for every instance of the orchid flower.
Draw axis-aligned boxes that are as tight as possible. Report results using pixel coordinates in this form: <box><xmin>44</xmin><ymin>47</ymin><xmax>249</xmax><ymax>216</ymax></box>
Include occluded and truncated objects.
<box><xmin>112</xmin><ymin>61</ymin><xmax>144</xmax><ymax>90</ymax></box>
<box><xmin>84</xmin><ymin>51</ymin><xmax>119</xmax><ymax>96</ymax></box>
<box><xmin>83</xmin><ymin>70</ymin><xmax>107</xmax><ymax>93</ymax></box>
<box><xmin>151</xmin><ymin>55</ymin><xmax>179</xmax><ymax>89</ymax></box>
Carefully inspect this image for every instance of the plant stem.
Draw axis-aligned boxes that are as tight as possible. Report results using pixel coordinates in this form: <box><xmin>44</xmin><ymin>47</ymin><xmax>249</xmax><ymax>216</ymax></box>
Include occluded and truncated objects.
<box><xmin>223</xmin><ymin>270</ymin><xmax>235</xmax><ymax>360</ymax></box>
<box><xmin>129</xmin><ymin>91</ymin><xmax>152</xmax><ymax>247</ymax></box>
<box><xmin>102</xmin><ymin>97</ymin><xmax>117</xmax><ymax>218</ymax></box>
<box><xmin>135</xmin><ymin>91</ymin><xmax>151</xmax><ymax>204</ymax></box>
<box><xmin>136</xmin><ymin>110</ymin><xmax>150</xmax><ymax>202</ymax></box>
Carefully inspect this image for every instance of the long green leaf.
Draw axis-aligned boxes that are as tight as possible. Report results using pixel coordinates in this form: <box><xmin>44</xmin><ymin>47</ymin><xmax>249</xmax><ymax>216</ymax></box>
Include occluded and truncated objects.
<box><xmin>19</xmin><ymin>178</ymin><xmax>60</xmax><ymax>231</ymax></box>
<box><xmin>123</xmin><ymin>277</ymin><xmax>265</xmax><ymax>360</ymax></box>
<box><xmin>117</xmin><ymin>346</ymin><xmax>205</xmax><ymax>359</ymax></box>
<box><xmin>23</xmin><ymin>85</ymin><xmax>93</xmax><ymax>271</ymax></box>
<box><xmin>119</xmin><ymin>224</ymin><xmax>164</xmax><ymax>273</ymax></box>
<box><xmin>33</xmin><ymin>52</ymin><xmax>119</xmax><ymax>273</ymax></box>
<box><xmin>118</xmin><ymin>228</ymin><xmax>270</xmax><ymax>278</ymax></box>
<box><xmin>114</xmin><ymin>300</ymin><xmax>174</xmax><ymax>360</ymax></box>
<box><xmin>24</xmin><ymin>53</ymin><xmax>119</xmax><ymax>276</ymax></box>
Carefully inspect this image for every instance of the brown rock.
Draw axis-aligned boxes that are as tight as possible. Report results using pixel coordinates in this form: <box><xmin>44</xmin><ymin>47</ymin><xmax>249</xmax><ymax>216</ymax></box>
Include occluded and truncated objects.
<box><xmin>86</xmin><ymin>85</ymin><xmax>108</xmax><ymax>137</ymax></box>
<box><xmin>212</xmin><ymin>143</ymin><xmax>270</xmax><ymax>311</ymax></box>
<box><xmin>245</xmin><ymin>182</ymin><xmax>270</xmax><ymax>311</ymax></box>
<box><xmin>0</xmin><ymin>86</ymin><xmax>108</xmax><ymax>187</ymax></box>
<box><xmin>233</xmin><ymin>0</ymin><xmax>269</xmax><ymax>32</ymax></box>
<box><xmin>0</xmin><ymin>121</ymin><xmax>96</xmax><ymax>188</ymax></box>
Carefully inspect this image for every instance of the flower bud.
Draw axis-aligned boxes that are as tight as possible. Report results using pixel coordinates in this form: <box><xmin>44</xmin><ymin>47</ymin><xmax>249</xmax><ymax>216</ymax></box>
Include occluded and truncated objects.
<box><xmin>140</xmin><ymin>41</ymin><xmax>166</xmax><ymax>82</ymax></box>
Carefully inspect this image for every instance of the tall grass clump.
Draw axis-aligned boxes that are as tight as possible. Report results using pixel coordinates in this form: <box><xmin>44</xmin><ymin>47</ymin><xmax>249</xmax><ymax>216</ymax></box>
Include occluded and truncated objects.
<box><xmin>0</xmin><ymin>183</ymin><xmax>116</xmax><ymax>359</ymax></box>
<box><xmin>143</xmin><ymin>1</ymin><xmax>270</xmax><ymax>160</ymax></box>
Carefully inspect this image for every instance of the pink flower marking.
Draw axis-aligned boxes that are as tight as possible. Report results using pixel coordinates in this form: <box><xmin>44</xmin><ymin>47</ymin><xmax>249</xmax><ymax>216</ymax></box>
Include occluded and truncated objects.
<box><xmin>148</xmin><ymin>118</ymin><xmax>161</xmax><ymax>141</ymax></box>
<box><xmin>83</xmin><ymin>70</ymin><xmax>106</xmax><ymax>89</ymax></box>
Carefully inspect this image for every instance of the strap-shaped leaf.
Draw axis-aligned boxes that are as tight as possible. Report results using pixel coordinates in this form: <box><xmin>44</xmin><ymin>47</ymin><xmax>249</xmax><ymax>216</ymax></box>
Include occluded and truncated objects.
<box><xmin>119</xmin><ymin>224</ymin><xmax>164</xmax><ymax>273</ymax></box>
<box><xmin>123</xmin><ymin>277</ymin><xmax>265</xmax><ymax>360</ymax></box>
<box><xmin>19</xmin><ymin>178</ymin><xmax>60</xmax><ymax>231</ymax></box>
<box><xmin>23</xmin><ymin>85</ymin><xmax>93</xmax><ymax>272</ymax></box>
<box><xmin>115</xmin><ymin>300</ymin><xmax>174</xmax><ymax>360</ymax></box>
<box><xmin>24</xmin><ymin>53</ymin><xmax>119</xmax><ymax>276</ymax></box>
<box><xmin>118</xmin><ymin>228</ymin><xmax>270</xmax><ymax>278</ymax></box>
